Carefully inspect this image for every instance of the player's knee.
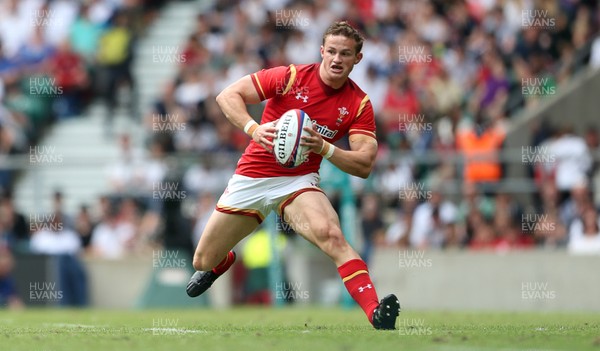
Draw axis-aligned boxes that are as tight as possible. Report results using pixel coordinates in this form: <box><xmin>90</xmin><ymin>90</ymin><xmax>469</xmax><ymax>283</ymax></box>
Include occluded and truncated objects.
<box><xmin>315</xmin><ymin>224</ymin><xmax>347</xmax><ymax>253</ymax></box>
<box><xmin>192</xmin><ymin>252</ymin><xmax>212</xmax><ymax>271</ymax></box>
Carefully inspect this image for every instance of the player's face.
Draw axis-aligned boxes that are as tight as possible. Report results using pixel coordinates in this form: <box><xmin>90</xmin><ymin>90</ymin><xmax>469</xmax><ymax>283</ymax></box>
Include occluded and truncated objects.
<box><xmin>320</xmin><ymin>35</ymin><xmax>363</xmax><ymax>87</ymax></box>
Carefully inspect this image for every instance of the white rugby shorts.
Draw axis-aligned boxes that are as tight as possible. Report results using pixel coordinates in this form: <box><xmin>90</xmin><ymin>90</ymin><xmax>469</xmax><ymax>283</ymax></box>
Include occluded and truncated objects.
<box><xmin>215</xmin><ymin>172</ymin><xmax>323</xmax><ymax>223</ymax></box>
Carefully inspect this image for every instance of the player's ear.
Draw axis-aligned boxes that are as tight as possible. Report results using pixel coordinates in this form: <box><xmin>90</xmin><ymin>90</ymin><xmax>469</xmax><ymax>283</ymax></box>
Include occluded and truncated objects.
<box><xmin>320</xmin><ymin>45</ymin><xmax>324</xmax><ymax>58</ymax></box>
<box><xmin>355</xmin><ymin>52</ymin><xmax>363</xmax><ymax>64</ymax></box>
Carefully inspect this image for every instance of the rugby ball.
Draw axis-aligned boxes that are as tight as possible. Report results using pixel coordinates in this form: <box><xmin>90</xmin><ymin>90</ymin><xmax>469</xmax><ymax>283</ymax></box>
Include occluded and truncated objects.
<box><xmin>274</xmin><ymin>109</ymin><xmax>312</xmax><ymax>168</ymax></box>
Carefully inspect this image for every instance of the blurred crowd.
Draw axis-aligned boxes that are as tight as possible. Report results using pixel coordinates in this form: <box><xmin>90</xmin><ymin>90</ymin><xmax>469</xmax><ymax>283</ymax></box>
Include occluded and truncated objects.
<box><xmin>138</xmin><ymin>0</ymin><xmax>600</xmax><ymax>257</ymax></box>
<box><xmin>0</xmin><ymin>0</ymin><xmax>167</xmax><ymax>191</ymax></box>
<box><xmin>2</xmin><ymin>0</ymin><xmax>600</xmax><ymax>307</ymax></box>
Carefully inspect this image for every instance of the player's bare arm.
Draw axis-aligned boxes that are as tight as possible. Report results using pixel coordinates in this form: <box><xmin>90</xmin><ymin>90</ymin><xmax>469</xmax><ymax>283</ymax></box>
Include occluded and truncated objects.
<box><xmin>215</xmin><ymin>76</ymin><xmax>277</xmax><ymax>151</ymax></box>
<box><xmin>301</xmin><ymin>128</ymin><xmax>377</xmax><ymax>179</ymax></box>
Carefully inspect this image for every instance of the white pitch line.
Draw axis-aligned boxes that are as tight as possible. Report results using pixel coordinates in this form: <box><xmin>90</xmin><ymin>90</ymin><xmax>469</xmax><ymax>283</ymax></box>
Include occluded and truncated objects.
<box><xmin>143</xmin><ymin>328</ymin><xmax>206</xmax><ymax>334</ymax></box>
<box><xmin>43</xmin><ymin>323</ymin><xmax>101</xmax><ymax>329</ymax></box>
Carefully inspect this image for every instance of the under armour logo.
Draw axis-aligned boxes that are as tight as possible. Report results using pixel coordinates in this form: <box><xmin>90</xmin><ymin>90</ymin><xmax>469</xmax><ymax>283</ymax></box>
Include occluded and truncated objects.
<box><xmin>295</xmin><ymin>91</ymin><xmax>308</xmax><ymax>102</ymax></box>
<box><xmin>358</xmin><ymin>284</ymin><xmax>372</xmax><ymax>293</ymax></box>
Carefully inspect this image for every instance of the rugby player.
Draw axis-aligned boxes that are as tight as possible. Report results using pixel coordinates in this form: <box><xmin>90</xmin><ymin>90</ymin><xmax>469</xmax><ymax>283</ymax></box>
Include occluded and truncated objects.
<box><xmin>186</xmin><ymin>21</ymin><xmax>399</xmax><ymax>330</ymax></box>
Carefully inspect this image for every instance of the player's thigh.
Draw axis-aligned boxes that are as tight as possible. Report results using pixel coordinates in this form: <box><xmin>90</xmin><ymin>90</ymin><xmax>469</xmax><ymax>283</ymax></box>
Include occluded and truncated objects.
<box><xmin>282</xmin><ymin>191</ymin><xmax>343</xmax><ymax>245</ymax></box>
<box><xmin>193</xmin><ymin>210</ymin><xmax>258</xmax><ymax>270</ymax></box>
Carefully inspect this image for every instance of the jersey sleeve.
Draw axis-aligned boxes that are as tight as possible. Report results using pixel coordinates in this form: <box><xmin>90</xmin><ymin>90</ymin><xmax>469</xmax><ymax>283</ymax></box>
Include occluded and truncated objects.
<box><xmin>250</xmin><ymin>64</ymin><xmax>295</xmax><ymax>101</ymax></box>
<box><xmin>349</xmin><ymin>95</ymin><xmax>377</xmax><ymax>140</ymax></box>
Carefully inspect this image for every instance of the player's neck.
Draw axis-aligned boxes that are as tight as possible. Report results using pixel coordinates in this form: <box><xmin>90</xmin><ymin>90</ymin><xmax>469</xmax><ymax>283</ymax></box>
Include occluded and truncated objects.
<box><xmin>318</xmin><ymin>63</ymin><xmax>346</xmax><ymax>89</ymax></box>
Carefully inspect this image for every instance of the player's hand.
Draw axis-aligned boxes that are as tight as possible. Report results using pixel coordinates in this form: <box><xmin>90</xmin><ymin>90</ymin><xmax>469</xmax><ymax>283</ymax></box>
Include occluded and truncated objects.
<box><xmin>253</xmin><ymin>121</ymin><xmax>278</xmax><ymax>153</ymax></box>
<box><xmin>300</xmin><ymin>126</ymin><xmax>325</xmax><ymax>155</ymax></box>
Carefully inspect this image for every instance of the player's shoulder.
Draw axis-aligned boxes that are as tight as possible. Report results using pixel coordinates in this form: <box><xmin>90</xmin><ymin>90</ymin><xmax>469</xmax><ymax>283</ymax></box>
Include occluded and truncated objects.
<box><xmin>345</xmin><ymin>77</ymin><xmax>369</xmax><ymax>99</ymax></box>
<box><xmin>288</xmin><ymin>63</ymin><xmax>319</xmax><ymax>78</ymax></box>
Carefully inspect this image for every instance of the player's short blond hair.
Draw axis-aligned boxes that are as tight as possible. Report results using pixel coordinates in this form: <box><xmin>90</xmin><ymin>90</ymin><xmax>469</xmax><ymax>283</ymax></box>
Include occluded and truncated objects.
<box><xmin>322</xmin><ymin>21</ymin><xmax>365</xmax><ymax>54</ymax></box>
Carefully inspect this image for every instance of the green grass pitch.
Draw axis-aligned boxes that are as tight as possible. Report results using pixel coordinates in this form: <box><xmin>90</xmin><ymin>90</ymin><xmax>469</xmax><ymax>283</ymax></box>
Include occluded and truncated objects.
<box><xmin>1</xmin><ymin>307</ymin><xmax>599</xmax><ymax>351</ymax></box>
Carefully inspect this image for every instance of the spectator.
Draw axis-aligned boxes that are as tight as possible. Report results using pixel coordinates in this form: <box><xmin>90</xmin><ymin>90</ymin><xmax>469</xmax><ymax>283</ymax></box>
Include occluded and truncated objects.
<box><xmin>545</xmin><ymin>125</ymin><xmax>592</xmax><ymax>200</ymax></box>
<box><xmin>90</xmin><ymin>200</ymin><xmax>136</xmax><ymax>259</ymax></box>
<box><xmin>455</xmin><ymin>112</ymin><xmax>506</xmax><ymax>185</ymax></box>
<box><xmin>384</xmin><ymin>196</ymin><xmax>417</xmax><ymax>247</ymax></box>
<box><xmin>568</xmin><ymin>206</ymin><xmax>600</xmax><ymax>255</ymax></box>
<box><xmin>0</xmin><ymin>192</ymin><xmax>28</xmax><ymax>251</ymax></box>
<box><xmin>49</xmin><ymin>39</ymin><xmax>90</xmax><ymax>118</ymax></box>
<box><xmin>96</xmin><ymin>10</ymin><xmax>136</xmax><ymax>134</ymax></box>
<box><xmin>0</xmin><ymin>247</ymin><xmax>23</xmax><ymax>309</ymax></box>
<box><xmin>359</xmin><ymin>193</ymin><xmax>385</xmax><ymax>264</ymax></box>
<box><xmin>74</xmin><ymin>204</ymin><xmax>95</xmax><ymax>252</ymax></box>
<box><xmin>29</xmin><ymin>214</ymin><xmax>88</xmax><ymax>306</ymax></box>
<box><xmin>409</xmin><ymin>190</ymin><xmax>457</xmax><ymax>249</ymax></box>
<box><xmin>533</xmin><ymin>211</ymin><xmax>568</xmax><ymax>249</ymax></box>
<box><xmin>69</xmin><ymin>4</ymin><xmax>103</xmax><ymax>64</ymax></box>
<box><xmin>468</xmin><ymin>222</ymin><xmax>497</xmax><ymax>251</ymax></box>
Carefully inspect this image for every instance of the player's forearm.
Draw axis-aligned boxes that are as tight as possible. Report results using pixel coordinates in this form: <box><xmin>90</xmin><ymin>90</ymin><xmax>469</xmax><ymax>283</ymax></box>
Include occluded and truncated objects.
<box><xmin>326</xmin><ymin>148</ymin><xmax>375</xmax><ymax>179</ymax></box>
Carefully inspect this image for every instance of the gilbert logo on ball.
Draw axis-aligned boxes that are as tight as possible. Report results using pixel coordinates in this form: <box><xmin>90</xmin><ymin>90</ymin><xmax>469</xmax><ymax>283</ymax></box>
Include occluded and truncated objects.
<box><xmin>274</xmin><ymin>109</ymin><xmax>312</xmax><ymax>168</ymax></box>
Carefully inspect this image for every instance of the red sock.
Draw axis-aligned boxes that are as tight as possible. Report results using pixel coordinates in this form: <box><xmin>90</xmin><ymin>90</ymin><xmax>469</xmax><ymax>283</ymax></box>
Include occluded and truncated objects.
<box><xmin>337</xmin><ymin>259</ymin><xmax>380</xmax><ymax>323</ymax></box>
<box><xmin>211</xmin><ymin>251</ymin><xmax>236</xmax><ymax>275</ymax></box>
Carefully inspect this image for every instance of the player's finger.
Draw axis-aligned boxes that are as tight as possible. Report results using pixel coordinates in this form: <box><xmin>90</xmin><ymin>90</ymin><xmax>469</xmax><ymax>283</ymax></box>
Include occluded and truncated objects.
<box><xmin>303</xmin><ymin>126</ymin><xmax>318</xmax><ymax>136</ymax></box>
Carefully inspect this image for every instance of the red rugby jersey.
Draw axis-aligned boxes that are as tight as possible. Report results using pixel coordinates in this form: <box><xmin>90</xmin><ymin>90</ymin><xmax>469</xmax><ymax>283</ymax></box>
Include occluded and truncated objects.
<box><xmin>236</xmin><ymin>63</ymin><xmax>376</xmax><ymax>178</ymax></box>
